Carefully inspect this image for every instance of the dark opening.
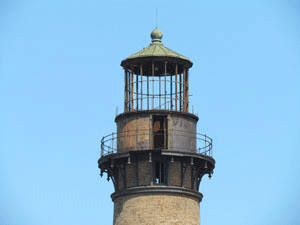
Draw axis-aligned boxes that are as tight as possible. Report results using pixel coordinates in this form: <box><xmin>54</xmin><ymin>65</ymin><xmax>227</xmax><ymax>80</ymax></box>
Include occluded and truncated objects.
<box><xmin>155</xmin><ymin>162</ymin><xmax>165</xmax><ymax>184</ymax></box>
<box><xmin>153</xmin><ymin>115</ymin><xmax>168</xmax><ymax>149</ymax></box>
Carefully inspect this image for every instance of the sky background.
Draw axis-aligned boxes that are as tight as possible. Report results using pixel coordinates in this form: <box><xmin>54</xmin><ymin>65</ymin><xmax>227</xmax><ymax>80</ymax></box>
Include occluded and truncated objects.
<box><xmin>0</xmin><ymin>0</ymin><xmax>300</xmax><ymax>224</ymax></box>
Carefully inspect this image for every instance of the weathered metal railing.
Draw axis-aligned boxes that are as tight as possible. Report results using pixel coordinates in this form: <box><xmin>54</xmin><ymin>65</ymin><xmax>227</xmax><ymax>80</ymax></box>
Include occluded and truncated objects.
<box><xmin>100</xmin><ymin>129</ymin><xmax>213</xmax><ymax>157</ymax></box>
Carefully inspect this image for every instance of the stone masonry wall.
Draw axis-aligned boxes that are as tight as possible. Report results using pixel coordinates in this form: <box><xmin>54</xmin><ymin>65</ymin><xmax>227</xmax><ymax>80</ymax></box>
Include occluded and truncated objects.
<box><xmin>113</xmin><ymin>194</ymin><xmax>200</xmax><ymax>225</ymax></box>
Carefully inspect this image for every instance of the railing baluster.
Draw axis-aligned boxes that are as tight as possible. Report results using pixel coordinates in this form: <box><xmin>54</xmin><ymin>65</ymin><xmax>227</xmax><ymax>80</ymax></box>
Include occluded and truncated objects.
<box><xmin>210</xmin><ymin>138</ymin><xmax>212</xmax><ymax>155</ymax></box>
<box><xmin>101</xmin><ymin>137</ymin><xmax>104</xmax><ymax>156</ymax></box>
<box><xmin>112</xmin><ymin>133</ymin><xmax>114</xmax><ymax>154</ymax></box>
<box><xmin>204</xmin><ymin>134</ymin><xmax>207</xmax><ymax>155</ymax></box>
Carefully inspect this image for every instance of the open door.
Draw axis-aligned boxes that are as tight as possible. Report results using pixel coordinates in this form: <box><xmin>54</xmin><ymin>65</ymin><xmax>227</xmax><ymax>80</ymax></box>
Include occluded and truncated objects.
<box><xmin>153</xmin><ymin>115</ymin><xmax>168</xmax><ymax>149</ymax></box>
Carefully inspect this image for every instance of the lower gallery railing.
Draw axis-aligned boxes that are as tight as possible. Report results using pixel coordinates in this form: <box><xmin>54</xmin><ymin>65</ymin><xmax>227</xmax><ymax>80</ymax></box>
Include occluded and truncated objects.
<box><xmin>101</xmin><ymin>129</ymin><xmax>213</xmax><ymax>157</ymax></box>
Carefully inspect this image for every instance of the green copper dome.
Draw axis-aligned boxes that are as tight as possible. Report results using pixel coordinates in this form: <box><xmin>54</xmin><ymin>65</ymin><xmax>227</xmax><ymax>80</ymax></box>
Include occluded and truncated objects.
<box><xmin>121</xmin><ymin>28</ymin><xmax>193</xmax><ymax>68</ymax></box>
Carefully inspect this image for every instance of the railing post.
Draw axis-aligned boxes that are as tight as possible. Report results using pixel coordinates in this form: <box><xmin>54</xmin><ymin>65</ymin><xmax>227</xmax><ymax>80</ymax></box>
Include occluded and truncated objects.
<box><xmin>171</xmin><ymin>128</ymin><xmax>173</xmax><ymax>151</ymax></box>
<box><xmin>101</xmin><ymin>137</ymin><xmax>104</xmax><ymax>156</ymax></box>
<box><xmin>211</xmin><ymin>139</ymin><xmax>213</xmax><ymax>157</ymax></box>
<box><xmin>149</xmin><ymin>123</ymin><xmax>151</xmax><ymax>150</ymax></box>
<box><xmin>164</xmin><ymin>127</ymin><xmax>166</xmax><ymax>149</ymax></box>
<box><xmin>190</xmin><ymin>131</ymin><xmax>193</xmax><ymax>152</ymax></box>
<box><xmin>150</xmin><ymin>115</ymin><xmax>153</xmax><ymax>149</ymax></box>
<box><xmin>116</xmin><ymin>132</ymin><xmax>118</xmax><ymax>153</ymax></box>
<box><xmin>112</xmin><ymin>133</ymin><xmax>114</xmax><ymax>154</ymax></box>
<box><xmin>204</xmin><ymin>134</ymin><xmax>207</xmax><ymax>155</ymax></box>
<box><xmin>136</xmin><ymin>128</ymin><xmax>138</xmax><ymax>150</ymax></box>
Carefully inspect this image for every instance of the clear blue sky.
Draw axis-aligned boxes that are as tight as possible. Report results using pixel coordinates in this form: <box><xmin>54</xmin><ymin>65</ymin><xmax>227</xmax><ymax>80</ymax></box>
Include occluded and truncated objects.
<box><xmin>0</xmin><ymin>0</ymin><xmax>300</xmax><ymax>224</ymax></box>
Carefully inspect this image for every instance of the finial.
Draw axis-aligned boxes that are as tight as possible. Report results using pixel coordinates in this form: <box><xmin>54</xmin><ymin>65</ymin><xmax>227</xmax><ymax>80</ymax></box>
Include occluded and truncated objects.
<box><xmin>151</xmin><ymin>28</ymin><xmax>163</xmax><ymax>43</ymax></box>
<box><xmin>156</xmin><ymin>8</ymin><xmax>158</xmax><ymax>28</ymax></box>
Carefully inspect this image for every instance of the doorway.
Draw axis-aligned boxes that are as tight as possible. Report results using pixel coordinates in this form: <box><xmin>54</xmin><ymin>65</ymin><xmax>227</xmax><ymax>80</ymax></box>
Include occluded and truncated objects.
<box><xmin>152</xmin><ymin>115</ymin><xmax>168</xmax><ymax>149</ymax></box>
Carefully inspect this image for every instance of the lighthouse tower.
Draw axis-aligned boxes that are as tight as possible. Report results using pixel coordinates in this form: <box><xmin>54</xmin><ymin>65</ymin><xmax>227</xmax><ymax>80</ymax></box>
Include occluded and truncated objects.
<box><xmin>98</xmin><ymin>28</ymin><xmax>215</xmax><ymax>225</ymax></box>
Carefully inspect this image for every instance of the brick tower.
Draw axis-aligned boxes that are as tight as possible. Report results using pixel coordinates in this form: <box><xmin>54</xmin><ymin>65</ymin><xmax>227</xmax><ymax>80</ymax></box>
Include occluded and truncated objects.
<box><xmin>98</xmin><ymin>28</ymin><xmax>215</xmax><ymax>225</ymax></box>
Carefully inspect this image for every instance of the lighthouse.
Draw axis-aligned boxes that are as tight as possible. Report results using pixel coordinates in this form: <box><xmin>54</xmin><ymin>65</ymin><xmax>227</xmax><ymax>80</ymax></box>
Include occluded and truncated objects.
<box><xmin>98</xmin><ymin>28</ymin><xmax>215</xmax><ymax>225</ymax></box>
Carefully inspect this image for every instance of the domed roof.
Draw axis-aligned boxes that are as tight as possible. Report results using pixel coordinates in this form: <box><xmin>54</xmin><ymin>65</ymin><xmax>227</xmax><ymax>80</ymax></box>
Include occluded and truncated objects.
<box><xmin>121</xmin><ymin>28</ymin><xmax>193</xmax><ymax>67</ymax></box>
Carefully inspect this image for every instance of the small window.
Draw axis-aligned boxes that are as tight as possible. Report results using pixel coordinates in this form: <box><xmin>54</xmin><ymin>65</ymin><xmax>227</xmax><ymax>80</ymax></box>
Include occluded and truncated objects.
<box><xmin>155</xmin><ymin>162</ymin><xmax>165</xmax><ymax>184</ymax></box>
